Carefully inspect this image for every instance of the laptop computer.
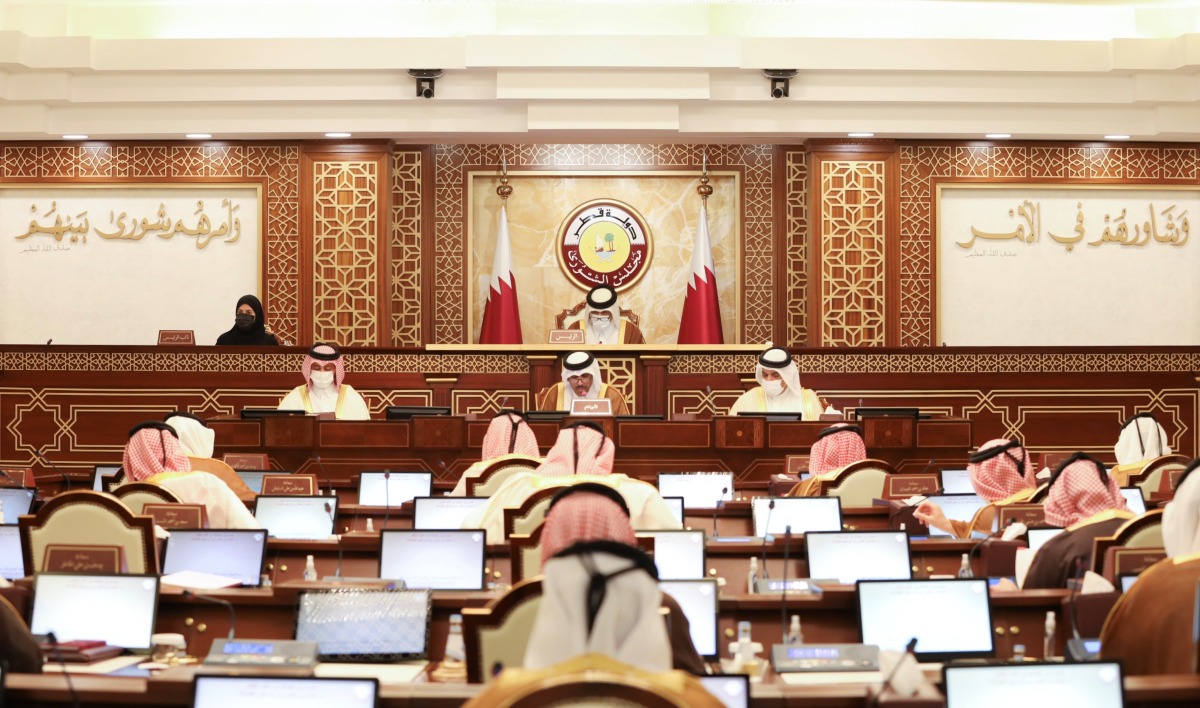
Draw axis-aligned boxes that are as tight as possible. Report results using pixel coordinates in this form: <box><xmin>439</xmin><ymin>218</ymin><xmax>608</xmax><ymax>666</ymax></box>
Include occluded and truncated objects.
<box><xmin>379</xmin><ymin>530</ymin><xmax>486</xmax><ymax>590</ymax></box>
<box><xmin>921</xmin><ymin>494</ymin><xmax>994</xmax><ymax>537</ymax></box>
<box><xmin>636</xmin><ymin>530</ymin><xmax>706</xmax><ymax>580</ymax></box>
<box><xmin>698</xmin><ymin>674</ymin><xmax>750</xmax><ymax>708</ymax></box>
<box><xmin>657</xmin><ymin>473</ymin><xmax>733</xmax><ymax>509</ymax></box>
<box><xmin>1118</xmin><ymin>573</ymin><xmax>1139</xmax><ymax>593</ymax></box>
<box><xmin>1120</xmin><ymin>487</ymin><xmax>1146</xmax><ymax>515</ymax></box>
<box><xmin>92</xmin><ymin>465</ymin><xmax>121</xmax><ymax>492</ymax></box>
<box><xmin>357</xmin><ymin>471</ymin><xmax>432</xmax><ymax>507</ymax></box>
<box><xmin>412</xmin><ymin>496</ymin><xmax>489</xmax><ymax>530</ymax></box>
<box><xmin>751</xmin><ymin>497</ymin><xmax>843</xmax><ymax>537</ymax></box>
<box><xmin>944</xmin><ymin>662</ymin><xmax>1124</xmax><ymax>707</ymax></box>
<box><xmin>659</xmin><ymin>579</ymin><xmax>719</xmax><ymax>659</ymax></box>
<box><xmin>295</xmin><ymin>588</ymin><xmax>430</xmax><ymax>663</ymax></box>
<box><xmin>0</xmin><ymin>524</ymin><xmax>24</xmax><ymax>579</ymax></box>
<box><xmin>254</xmin><ymin>496</ymin><xmax>336</xmax><ymax>540</ymax></box>
<box><xmin>0</xmin><ymin>487</ymin><xmax>35</xmax><ymax>523</ymax></box>
<box><xmin>194</xmin><ymin>675</ymin><xmax>380</xmax><ymax>708</ymax></box>
<box><xmin>30</xmin><ymin>573</ymin><xmax>160</xmax><ymax>652</ymax></box>
<box><xmin>939</xmin><ymin>469</ymin><xmax>973</xmax><ymax>494</ymax></box>
<box><xmin>241</xmin><ymin>408</ymin><xmax>308</xmax><ymax>419</ymax></box>
<box><xmin>1027</xmin><ymin>527</ymin><xmax>1065</xmax><ymax>553</ymax></box>
<box><xmin>805</xmin><ymin>531</ymin><xmax>912</xmax><ymax>584</ymax></box>
<box><xmin>232</xmin><ymin>469</ymin><xmax>281</xmax><ymax>495</ymax></box>
<box><xmin>385</xmin><ymin>406</ymin><xmax>450</xmax><ymax>420</ymax></box>
<box><xmin>662</xmin><ymin>496</ymin><xmax>685</xmax><ymax>526</ymax></box>
<box><xmin>162</xmin><ymin>529</ymin><xmax>268</xmax><ymax>587</ymax></box>
<box><xmin>857</xmin><ymin>578</ymin><xmax>994</xmax><ymax>662</ymax></box>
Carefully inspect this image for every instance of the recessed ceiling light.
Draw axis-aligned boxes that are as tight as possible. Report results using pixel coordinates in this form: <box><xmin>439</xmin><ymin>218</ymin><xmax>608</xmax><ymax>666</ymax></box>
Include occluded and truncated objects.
<box><xmin>324</xmin><ymin>132</ymin><xmax>352</xmax><ymax>138</ymax></box>
<box><xmin>985</xmin><ymin>133</ymin><xmax>1011</xmax><ymax>139</ymax></box>
<box><xmin>185</xmin><ymin>133</ymin><xmax>212</xmax><ymax>139</ymax></box>
<box><xmin>61</xmin><ymin>134</ymin><xmax>88</xmax><ymax>140</ymax></box>
<box><xmin>847</xmin><ymin>132</ymin><xmax>874</xmax><ymax>138</ymax></box>
<box><xmin>1104</xmin><ymin>134</ymin><xmax>1130</xmax><ymax>140</ymax></box>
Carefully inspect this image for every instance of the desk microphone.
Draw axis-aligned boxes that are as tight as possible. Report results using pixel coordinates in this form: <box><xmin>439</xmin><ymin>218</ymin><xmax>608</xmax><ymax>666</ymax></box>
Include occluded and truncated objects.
<box><xmin>779</xmin><ymin>524</ymin><xmax>793</xmax><ymax>645</ymax></box>
<box><xmin>381</xmin><ymin>470</ymin><xmax>392</xmax><ymax>531</ymax></box>
<box><xmin>182</xmin><ymin>589</ymin><xmax>237</xmax><ymax>641</ymax></box>
<box><xmin>45</xmin><ymin>631</ymin><xmax>80</xmax><ymax>708</ymax></box>
<box><xmin>711</xmin><ymin>486</ymin><xmax>728</xmax><ymax>539</ymax></box>
<box><xmin>46</xmin><ymin>339</ymin><xmax>53</xmax><ymax>346</ymax></box>
<box><xmin>315</xmin><ymin>454</ymin><xmax>333</xmax><ymax>497</ymax></box>
<box><xmin>873</xmin><ymin>637</ymin><xmax>919</xmax><ymax>706</ymax></box>
<box><xmin>323</xmin><ymin>501</ymin><xmax>337</xmax><ymax>537</ymax></box>
<box><xmin>332</xmin><ymin>531</ymin><xmax>345</xmax><ymax>580</ymax></box>
<box><xmin>34</xmin><ymin>450</ymin><xmax>71</xmax><ymax>493</ymax></box>
<box><xmin>759</xmin><ymin>499</ymin><xmax>775</xmax><ymax>580</ymax></box>
<box><xmin>0</xmin><ymin>468</ymin><xmax>23</xmax><ymax>487</ymax></box>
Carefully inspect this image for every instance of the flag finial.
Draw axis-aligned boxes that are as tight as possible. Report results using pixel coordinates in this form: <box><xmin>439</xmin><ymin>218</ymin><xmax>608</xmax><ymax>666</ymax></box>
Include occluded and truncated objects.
<box><xmin>497</xmin><ymin>148</ymin><xmax>513</xmax><ymax>201</ymax></box>
<box><xmin>697</xmin><ymin>150</ymin><xmax>713</xmax><ymax>202</ymax></box>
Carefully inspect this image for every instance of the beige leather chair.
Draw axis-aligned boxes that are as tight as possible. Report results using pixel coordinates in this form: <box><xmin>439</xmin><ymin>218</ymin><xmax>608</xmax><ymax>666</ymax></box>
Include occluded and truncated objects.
<box><xmin>815</xmin><ymin>459</ymin><xmax>897</xmax><ymax>506</ymax></box>
<box><xmin>1125</xmin><ymin>455</ymin><xmax>1191</xmax><ymax>497</ymax></box>
<box><xmin>18</xmin><ymin>490</ymin><xmax>157</xmax><ymax>575</ymax></box>
<box><xmin>112</xmin><ymin>482</ymin><xmax>183</xmax><ymax>514</ymax></box>
<box><xmin>1093</xmin><ymin>510</ymin><xmax>1166</xmax><ymax>580</ymax></box>
<box><xmin>463</xmin><ymin>577</ymin><xmax>544</xmax><ymax>683</ymax></box>
<box><xmin>467</xmin><ymin>456</ymin><xmax>541</xmax><ymax>498</ymax></box>
<box><xmin>508</xmin><ymin>526</ymin><xmax>546</xmax><ymax>584</ymax></box>
<box><xmin>503</xmin><ymin>487</ymin><xmax>562</xmax><ymax>540</ymax></box>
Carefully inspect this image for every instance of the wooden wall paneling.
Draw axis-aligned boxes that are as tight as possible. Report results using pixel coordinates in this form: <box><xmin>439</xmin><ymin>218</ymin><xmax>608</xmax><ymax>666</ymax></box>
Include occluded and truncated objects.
<box><xmin>390</xmin><ymin>147</ymin><xmax>425</xmax><ymax>346</ymax></box>
<box><xmin>782</xmin><ymin>146</ymin><xmax>810</xmax><ymax>347</ymax></box>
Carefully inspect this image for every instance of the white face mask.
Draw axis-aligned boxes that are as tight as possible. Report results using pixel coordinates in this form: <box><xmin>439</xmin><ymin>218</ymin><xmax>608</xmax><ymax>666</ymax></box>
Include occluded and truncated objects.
<box><xmin>761</xmin><ymin>379</ymin><xmax>785</xmax><ymax>396</ymax></box>
<box><xmin>310</xmin><ymin>370</ymin><xmax>335</xmax><ymax>389</ymax></box>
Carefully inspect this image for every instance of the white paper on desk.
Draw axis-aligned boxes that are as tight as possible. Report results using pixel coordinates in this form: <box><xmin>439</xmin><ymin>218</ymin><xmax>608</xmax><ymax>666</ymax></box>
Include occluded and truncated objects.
<box><xmin>315</xmin><ymin>661</ymin><xmax>427</xmax><ymax>683</ymax></box>
<box><xmin>778</xmin><ymin>671</ymin><xmax>883</xmax><ymax>686</ymax></box>
<box><xmin>43</xmin><ymin>655</ymin><xmax>145</xmax><ymax>675</ymax></box>
<box><xmin>1081</xmin><ymin>570</ymin><xmax>1115</xmax><ymax>595</ymax></box>
<box><xmin>160</xmin><ymin>569</ymin><xmax>241</xmax><ymax>590</ymax></box>
<box><xmin>1015</xmin><ymin>547</ymin><xmax>1035</xmax><ymax>589</ymax></box>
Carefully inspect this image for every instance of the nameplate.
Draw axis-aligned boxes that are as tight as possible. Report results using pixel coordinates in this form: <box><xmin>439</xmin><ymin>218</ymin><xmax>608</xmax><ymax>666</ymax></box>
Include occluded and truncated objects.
<box><xmin>548</xmin><ymin>329</ymin><xmax>585</xmax><ymax>344</ymax></box>
<box><xmin>143</xmin><ymin>503</ymin><xmax>208</xmax><ymax>529</ymax></box>
<box><xmin>884</xmin><ymin>473</ymin><xmax>940</xmax><ymax>499</ymax></box>
<box><xmin>1168</xmin><ymin>469</ymin><xmax>1185</xmax><ymax>490</ymax></box>
<box><xmin>1111</xmin><ymin>548</ymin><xmax>1166</xmax><ymax>577</ymax></box>
<box><xmin>570</xmin><ymin>398</ymin><xmax>613</xmax><ymax>416</ymax></box>
<box><xmin>157</xmin><ymin>329</ymin><xmax>195</xmax><ymax>346</ymax></box>
<box><xmin>784</xmin><ymin>455</ymin><xmax>810</xmax><ymax>476</ymax></box>
<box><xmin>997</xmin><ymin>504</ymin><xmax>1047</xmax><ymax>529</ymax></box>
<box><xmin>261</xmin><ymin>474</ymin><xmax>317</xmax><ymax>496</ymax></box>
<box><xmin>223</xmin><ymin>453</ymin><xmax>269</xmax><ymax>470</ymax></box>
<box><xmin>0</xmin><ymin>468</ymin><xmax>32</xmax><ymax>487</ymax></box>
<box><xmin>43</xmin><ymin>544</ymin><xmax>126</xmax><ymax>574</ymax></box>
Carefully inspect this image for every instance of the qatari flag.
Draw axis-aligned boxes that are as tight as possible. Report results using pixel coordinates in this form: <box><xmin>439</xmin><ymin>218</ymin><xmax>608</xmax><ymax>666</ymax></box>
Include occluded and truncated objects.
<box><xmin>479</xmin><ymin>204</ymin><xmax>523</xmax><ymax>344</ymax></box>
<box><xmin>677</xmin><ymin>202</ymin><xmax>724</xmax><ymax>344</ymax></box>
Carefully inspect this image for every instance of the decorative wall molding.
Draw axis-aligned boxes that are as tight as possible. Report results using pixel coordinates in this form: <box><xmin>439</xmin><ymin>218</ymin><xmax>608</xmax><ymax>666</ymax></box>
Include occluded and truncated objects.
<box><xmin>390</xmin><ymin>149</ymin><xmax>424</xmax><ymax>346</ymax></box>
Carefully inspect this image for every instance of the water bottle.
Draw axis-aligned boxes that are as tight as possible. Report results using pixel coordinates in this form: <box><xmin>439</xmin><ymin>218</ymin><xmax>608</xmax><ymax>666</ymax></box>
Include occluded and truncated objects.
<box><xmin>303</xmin><ymin>554</ymin><xmax>318</xmax><ymax>581</ymax></box>
<box><xmin>445</xmin><ymin>614</ymin><xmax>466</xmax><ymax>663</ymax></box>
<box><xmin>787</xmin><ymin>615</ymin><xmax>803</xmax><ymax>646</ymax></box>
<box><xmin>958</xmin><ymin>553</ymin><xmax>973</xmax><ymax>578</ymax></box>
<box><xmin>1044</xmin><ymin>611</ymin><xmax>1056</xmax><ymax>659</ymax></box>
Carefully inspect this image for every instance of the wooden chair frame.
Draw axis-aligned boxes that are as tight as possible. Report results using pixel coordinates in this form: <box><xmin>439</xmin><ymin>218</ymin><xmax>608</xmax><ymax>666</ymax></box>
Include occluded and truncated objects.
<box><xmin>814</xmin><ymin>458</ymin><xmax>897</xmax><ymax>500</ymax></box>
<box><xmin>466</xmin><ymin>456</ymin><xmax>541</xmax><ymax>497</ymax></box>
<box><xmin>18</xmin><ymin>490</ymin><xmax>158</xmax><ymax>576</ymax></box>
<box><xmin>493</xmin><ymin>673</ymin><xmax>691</xmax><ymax>708</ymax></box>
<box><xmin>502</xmin><ymin>486</ymin><xmax>564</xmax><ymax>540</ymax></box>
<box><xmin>112</xmin><ymin>481</ymin><xmax>183</xmax><ymax>512</ymax></box>
<box><xmin>463</xmin><ymin>577</ymin><xmax>544</xmax><ymax>684</ymax></box>
<box><xmin>1091</xmin><ymin>509</ymin><xmax>1165</xmax><ymax>578</ymax></box>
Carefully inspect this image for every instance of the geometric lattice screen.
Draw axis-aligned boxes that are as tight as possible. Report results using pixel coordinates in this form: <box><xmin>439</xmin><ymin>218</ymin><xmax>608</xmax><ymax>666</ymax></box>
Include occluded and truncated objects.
<box><xmin>819</xmin><ymin>160</ymin><xmax>887</xmax><ymax>346</ymax></box>
<box><xmin>313</xmin><ymin>161</ymin><xmax>379</xmax><ymax>346</ymax></box>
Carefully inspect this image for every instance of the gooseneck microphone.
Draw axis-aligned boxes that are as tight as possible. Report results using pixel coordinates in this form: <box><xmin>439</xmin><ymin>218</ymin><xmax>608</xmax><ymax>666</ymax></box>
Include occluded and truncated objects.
<box><xmin>873</xmin><ymin>637</ymin><xmax>919</xmax><ymax>706</ymax></box>
<box><xmin>45</xmin><ymin>631</ymin><xmax>80</xmax><ymax>708</ymax></box>
<box><xmin>34</xmin><ymin>450</ymin><xmax>71</xmax><ymax>493</ymax></box>
<box><xmin>381</xmin><ymin>470</ymin><xmax>392</xmax><ymax>531</ymax></box>
<box><xmin>711</xmin><ymin>486</ymin><xmax>728</xmax><ymax>539</ymax></box>
<box><xmin>181</xmin><ymin>589</ymin><xmax>237</xmax><ymax>640</ymax></box>
<box><xmin>780</xmin><ymin>524</ymin><xmax>793</xmax><ymax>645</ymax></box>
<box><xmin>759</xmin><ymin>499</ymin><xmax>775</xmax><ymax>580</ymax></box>
<box><xmin>315</xmin><ymin>454</ymin><xmax>333</xmax><ymax>497</ymax></box>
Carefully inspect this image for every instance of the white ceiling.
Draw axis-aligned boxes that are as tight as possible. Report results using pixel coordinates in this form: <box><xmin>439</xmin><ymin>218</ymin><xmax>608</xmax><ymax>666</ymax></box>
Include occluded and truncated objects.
<box><xmin>2</xmin><ymin>0</ymin><xmax>1200</xmax><ymax>142</ymax></box>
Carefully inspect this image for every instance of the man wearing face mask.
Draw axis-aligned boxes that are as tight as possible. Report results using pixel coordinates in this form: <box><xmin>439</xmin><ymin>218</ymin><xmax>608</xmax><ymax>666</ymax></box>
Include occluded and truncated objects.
<box><xmin>277</xmin><ymin>343</ymin><xmax>370</xmax><ymax>420</ymax></box>
<box><xmin>216</xmin><ymin>294</ymin><xmax>280</xmax><ymax>346</ymax></box>
<box><xmin>728</xmin><ymin>346</ymin><xmax>825</xmax><ymax>419</ymax></box>
<box><xmin>535</xmin><ymin>351</ymin><xmax>630</xmax><ymax>415</ymax></box>
<box><xmin>567</xmin><ymin>284</ymin><xmax>646</xmax><ymax>345</ymax></box>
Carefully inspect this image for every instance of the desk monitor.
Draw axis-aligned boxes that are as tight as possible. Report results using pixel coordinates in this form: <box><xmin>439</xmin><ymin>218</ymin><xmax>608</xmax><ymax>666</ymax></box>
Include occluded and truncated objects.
<box><xmin>857</xmin><ymin>578</ymin><xmax>994</xmax><ymax>662</ymax></box>
<box><xmin>922</xmin><ymin>494</ymin><xmax>993</xmax><ymax>538</ymax></box>
<box><xmin>1120</xmin><ymin>487</ymin><xmax>1147</xmax><ymax>515</ymax></box>
<box><xmin>636</xmin><ymin>530</ymin><xmax>706</xmax><ymax>580</ymax></box>
<box><xmin>805</xmin><ymin>531</ymin><xmax>912</xmax><ymax>584</ymax></box>
<box><xmin>662</xmin><ymin>496</ymin><xmax>685</xmax><ymax>526</ymax></box>
<box><xmin>30</xmin><ymin>573</ymin><xmax>160</xmax><ymax>651</ymax></box>
<box><xmin>241</xmin><ymin>408</ymin><xmax>308</xmax><ymax>419</ymax></box>
<box><xmin>194</xmin><ymin>675</ymin><xmax>379</xmax><ymax>708</ymax></box>
<box><xmin>657</xmin><ymin>473</ymin><xmax>733</xmax><ymax>509</ymax></box>
<box><xmin>698</xmin><ymin>674</ymin><xmax>750</xmax><ymax>708</ymax></box>
<box><xmin>92</xmin><ymin>464</ymin><xmax>121</xmax><ymax>492</ymax></box>
<box><xmin>358</xmin><ymin>471</ymin><xmax>432</xmax><ymax>508</ymax></box>
<box><xmin>940</xmin><ymin>469</ymin><xmax>973</xmax><ymax>494</ymax></box>
<box><xmin>254</xmin><ymin>496</ymin><xmax>336</xmax><ymax>540</ymax></box>
<box><xmin>751</xmin><ymin>497</ymin><xmax>843</xmax><ymax>537</ymax></box>
<box><xmin>0</xmin><ymin>524</ymin><xmax>23</xmax><ymax>580</ymax></box>
<box><xmin>162</xmin><ymin>529</ymin><xmax>268</xmax><ymax>587</ymax></box>
<box><xmin>616</xmin><ymin>414</ymin><xmax>664</xmax><ymax>421</ymax></box>
<box><xmin>233</xmin><ymin>469</ymin><xmax>274</xmax><ymax>494</ymax></box>
<box><xmin>295</xmin><ymin>588</ymin><xmax>430</xmax><ymax>662</ymax></box>
<box><xmin>0</xmin><ymin>487</ymin><xmax>35</xmax><ymax>523</ymax></box>
<box><xmin>1118</xmin><ymin>573</ymin><xmax>1139</xmax><ymax>593</ymax></box>
<box><xmin>659</xmin><ymin>579</ymin><xmax>719</xmax><ymax>659</ymax></box>
<box><xmin>853</xmin><ymin>407</ymin><xmax>921</xmax><ymax>420</ymax></box>
<box><xmin>412</xmin><ymin>496</ymin><xmax>489</xmax><ymax>530</ymax></box>
<box><xmin>526</xmin><ymin>411</ymin><xmax>568</xmax><ymax>422</ymax></box>
<box><xmin>735</xmin><ymin>412</ymin><xmax>802</xmax><ymax>422</ymax></box>
<box><xmin>384</xmin><ymin>406</ymin><xmax>450</xmax><ymax>420</ymax></box>
<box><xmin>944</xmin><ymin>662</ymin><xmax>1123</xmax><ymax>708</ymax></box>
<box><xmin>379</xmin><ymin>530</ymin><xmax>485</xmax><ymax>590</ymax></box>
<box><xmin>1027</xmin><ymin>527</ymin><xmax>1065</xmax><ymax>554</ymax></box>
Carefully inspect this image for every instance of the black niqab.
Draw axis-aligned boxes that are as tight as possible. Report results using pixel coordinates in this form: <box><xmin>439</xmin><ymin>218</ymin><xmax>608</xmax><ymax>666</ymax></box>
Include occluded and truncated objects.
<box><xmin>216</xmin><ymin>294</ymin><xmax>279</xmax><ymax>346</ymax></box>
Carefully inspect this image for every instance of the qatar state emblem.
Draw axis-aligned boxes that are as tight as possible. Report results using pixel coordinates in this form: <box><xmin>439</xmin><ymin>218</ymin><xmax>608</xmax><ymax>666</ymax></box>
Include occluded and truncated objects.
<box><xmin>556</xmin><ymin>199</ymin><xmax>653</xmax><ymax>292</ymax></box>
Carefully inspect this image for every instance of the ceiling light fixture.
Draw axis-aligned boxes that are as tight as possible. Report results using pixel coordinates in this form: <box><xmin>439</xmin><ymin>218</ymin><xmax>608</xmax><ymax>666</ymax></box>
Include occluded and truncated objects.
<box><xmin>1104</xmin><ymin>134</ymin><xmax>1130</xmax><ymax>140</ymax></box>
<box><xmin>985</xmin><ymin>133</ymin><xmax>1011</xmax><ymax>139</ymax></box>
<box><xmin>61</xmin><ymin>134</ymin><xmax>88</xmax><ymax>140</ymax></box>
<box><xmin>847</xmin><ymin>132</ymin><xmax>874</xmax><ymax>138</ymax></box>
<box><xmin>185</xmin><ymin>133</ymin><xmax>212</xmax><ymax>139</ymax></box>
<box><xmin>325</xmin><ymin>132</ymin><xmax>352</xmax><ymax>138</ymax></box>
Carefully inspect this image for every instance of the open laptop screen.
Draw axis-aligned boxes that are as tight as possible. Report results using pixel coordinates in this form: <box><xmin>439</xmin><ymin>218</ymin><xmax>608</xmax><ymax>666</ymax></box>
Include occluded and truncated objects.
<box><xmin>659</xmin><ymin>579</ymin><xmax>719</xmax><ymax>658</ymax></box>
<box><xmin>1027</xmin><ymin>527</ymin><xmax>1065</xmax><ymax>553</ymax></box>
<box><xmin>662</xmin><ymin>496</ymin><xmax>685</xmax><ymax>526</ymax></box>
<box><xmin>233</xmin><ymin>470</ymin><xmax>270</xmax><ymax>494</ymax></box>
<box><xmin>1120</xmin><ymin>487</ymin><xmax>1146</xmax><ymax>515</ymax></box>
<box><xmin>698</xmin><ymin>674</ymin><xmax>750</xmax><ymax>708</ymax></box>
<box><xmin>657</xmin><ymin>473</ymin><xmax>733</xmax><ymax>508</ymax></box>
<box><xmin>194</xmin><ymin>676</ymin><xmax>379</xmax><ymax>708</ymax></box>
<box><xmin>922</xmin><ymin>494</ymin><xmax>992</xmax><ymax>537</ymax></box>
<box><xmin>858</xmin><ymin>578</ymin><xmax>994</xmax><ymax>662</ymax></box>
<box><xmin>751</xmin><ymin>497</ymin><xmax>843</xmax><ymax>537</ymax></box>
<box><xmin>92</xmin><ymin>465</ymin><xmax>121</xmax><ymax>492</ymax></box>
<box><xmin>295</xmin><ymin>589</ymin><xmax>430</xmax><ymax>662</ymax></box>
<box><xmin>412</xmin><ymin>496</ymin><xmax>489</xmax><ymax>530</ymax></box>
<box><xmin>30</xmin><ymin>573</ymin><xmax>160</xmax><ymax>650</ymax></box>
<box><xmin>162</xmin><ymin>530</ymin><xmax>267</xmax><ymax>587</ymax></box>
<box><xmin>0</xmin><ymin>524</ymin><xmax>23</xmax><ymax>579</ymax></box>
<box><xmin>805</xmin><ymin>531</ymin><xmax>912</xmax><ymax>584</ymax></box>
<box><xmin>358</xmin><ymin>472</ymin><xmax>432</xmax><ymax>507</ymax></box>
<box><xmin>379</xmin><ymin>530</ymin><xmax>485</xmax><ymax>590</ymax></box>
<box><xmin>940</xmin><ymin>469</ymin><xmax>973</xmax><ymax>494</ymax></box>
<box><xmin>0</xmin><ymin>487</ymin><xmax>35</xmax><ymax>523</ymax></box>
<box><xmin>944</xmin><ymin>662</ymin><xmax>1123</xmax><ymax>708</ymax></box>
<box><xmin>636</xmin><ymin>530</ymin><xmax>706</xmax><ymax>580</ymax></box>
<box><xmin>254</xmin><ymin>496</ymin><xmax>336</xmax><ymax>540</ymax></box>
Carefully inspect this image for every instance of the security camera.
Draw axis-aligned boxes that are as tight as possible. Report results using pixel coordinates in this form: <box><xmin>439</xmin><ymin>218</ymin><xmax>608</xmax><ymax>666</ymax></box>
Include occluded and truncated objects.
<box><xmin>762</xmin><ymin>69</ymin><xmax>798</xmax><ymax>99</ymax></box>
<box><xmin>407</xmin><ymin>69</ymin><xmax>443</xmax><ymax>99</ymax></box>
